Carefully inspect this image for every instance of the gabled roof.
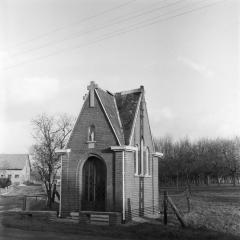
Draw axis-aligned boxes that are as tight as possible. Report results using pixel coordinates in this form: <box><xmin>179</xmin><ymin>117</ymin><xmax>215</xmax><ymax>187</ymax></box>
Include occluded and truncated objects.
<box><xmin>95</xmin><ymin>87</ymin><xmax>142</xmax><ymax>145</ymax></box>
<box><xmin>0</xmin><ymin>154</ymin><xmax>29</xmax><ymax>170</ymax></box>
<box><xmin>115</xmin><ymin>90</ymin><xmax>142</xmax><ymax>145</ymax></box>
<box><xmin>96</xmin><ymin>88</ymin><xmax>125</xmax><ymax>145</ymax></box>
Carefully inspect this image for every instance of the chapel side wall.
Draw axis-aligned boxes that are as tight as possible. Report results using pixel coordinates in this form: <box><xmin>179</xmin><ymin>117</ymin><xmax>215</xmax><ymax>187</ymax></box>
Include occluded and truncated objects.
<box><xmin>124</xmin><ymin>151</ymin><xmax>140</xmax><ymax>219</ymax></box>
<box><xmin>61</xmin><ymin>93</ymin><xmax>118</xmax><ymax>215</ymax></box>
<box><xmin>153</xmin><ymin>156</ymin><xmax>159</xmax><ymax>212</ymax></box>
<box><xmin>114</xmin><ymin>151</ymin><xmax>123</xmax><ymax>212</ymax></box>
<box><xmin>124</xmin><ymin>152</ymin><xmax>156</xmax><ymax>219</ymax></box>
<box><xmin>126</xmin><ymin>96</ymin><xmax>158</xmax><ymax>217</ymax></box>
<box><xmin>142</xmin><ymin>100</ymin><xmax>159</xmax><ymax>213</ymax></box>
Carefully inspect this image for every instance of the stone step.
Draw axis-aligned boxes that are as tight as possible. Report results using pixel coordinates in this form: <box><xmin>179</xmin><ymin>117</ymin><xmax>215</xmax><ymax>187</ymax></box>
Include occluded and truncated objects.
<box><xmin>70</xmin><ymin>212</ymin><xmax>79</xmax><ymax>217</ymax></box>
<box><xmin>68</xmin><ymin>211</ymin><xmax>122</xmax><ymax>225</ymax></box>
<box><xmin>90</xmin><ymin>214</ymin><xmax>109</xmax><ymax>225</ymax></box>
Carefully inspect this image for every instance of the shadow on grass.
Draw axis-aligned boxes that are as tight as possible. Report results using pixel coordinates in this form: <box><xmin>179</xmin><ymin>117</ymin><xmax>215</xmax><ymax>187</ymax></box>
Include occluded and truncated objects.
<box><xmin>2</xmin><ymin>214</ymin><xmax>240</xmax><ymax>240</ymax></box>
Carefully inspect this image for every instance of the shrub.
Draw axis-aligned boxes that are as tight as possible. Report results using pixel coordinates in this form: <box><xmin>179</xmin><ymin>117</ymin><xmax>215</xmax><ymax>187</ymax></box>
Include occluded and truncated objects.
<box><xmin>0</xmin><ymin>178</ymin><xmax>11</xmax><ymax>188</ymax></box>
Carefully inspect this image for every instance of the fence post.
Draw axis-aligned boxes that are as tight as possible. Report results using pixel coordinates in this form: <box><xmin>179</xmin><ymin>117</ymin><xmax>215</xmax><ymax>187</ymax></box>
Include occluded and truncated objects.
<box><xmin>167</xmin><ymin>195</ymin><xmax>186</xmax><ymax>228</ymax></box>
<box><xmin>163</xmin><ymin>191</ymin><xmax>168</xmax><ymax>225</ymax></box>
<box><xmin>186</xmin><ymin>187</ymin><xmax>191</xmax><ymax>213</ymax></box>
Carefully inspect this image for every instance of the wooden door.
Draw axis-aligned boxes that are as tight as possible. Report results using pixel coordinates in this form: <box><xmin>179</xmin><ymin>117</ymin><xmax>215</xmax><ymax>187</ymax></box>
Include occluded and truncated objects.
<box><xmin>82</xmin><ymin>157</ymin><xmax>106</xmax><ymax>211</ymax></box>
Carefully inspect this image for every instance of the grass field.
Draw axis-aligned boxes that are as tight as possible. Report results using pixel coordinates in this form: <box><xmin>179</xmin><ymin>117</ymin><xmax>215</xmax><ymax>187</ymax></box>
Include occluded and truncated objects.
<box><xmin>160</xmin><ymin>185</ymin><xmax>240</xmax><ymax>236</ymax></box>
<box><xmin>2</xmin><ymin>214</ymin><xmax>240</xmax><ymax>240</ymax></box>
<box><xmin>1</xmin><ymin>184</ymin><xmax>240</xmax><ymax>239</ymax></box>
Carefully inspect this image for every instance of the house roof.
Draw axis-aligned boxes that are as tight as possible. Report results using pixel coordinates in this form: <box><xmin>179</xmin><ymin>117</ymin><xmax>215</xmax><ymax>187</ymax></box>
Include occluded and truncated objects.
<box><xmin>0</xmin><ymin>154</ymin><xmax>29</xmax><ymax>170</ymax></box>
<box><xmin>95</xmin><ymin>86</ymin><xmax>142</xmax><ymax>145</ymax></box>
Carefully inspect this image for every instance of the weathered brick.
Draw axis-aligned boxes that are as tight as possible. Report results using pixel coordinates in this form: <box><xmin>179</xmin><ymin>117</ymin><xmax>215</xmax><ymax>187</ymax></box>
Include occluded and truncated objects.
<box><xmin>60</xmin><ymin>86</ymin><xmax>159</xmax><ymax>222</ymax></box>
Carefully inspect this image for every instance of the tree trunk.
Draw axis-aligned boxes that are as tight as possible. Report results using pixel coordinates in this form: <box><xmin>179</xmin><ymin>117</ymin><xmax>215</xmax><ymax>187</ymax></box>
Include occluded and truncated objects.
<box><xmin>207</xmin><ymin>175</ymin><xmax>210</xmax><ymax>185</ymax></box>
<box><xmin>176</xmin><ymin>172</ymin><xmax>179</xmax><ymax>190</ymax></box>
<box><xmin>47</xmin><ymin>183</ymin><xmax>52</xmax><ymax>209</ymax></box>
<box><xmin>217</xmin><ymin>176</ymin><xmax>220</xmax><ymax>186</ymax></box>
<box><xmin>232</xmin><ymin>172</ymin><xmax>236</xmax><ymax>186</ymax></box>
<box><xmin>51</xmin><ymin>183</ymin><xmax>57</xmax><ymax>203</ymax></box>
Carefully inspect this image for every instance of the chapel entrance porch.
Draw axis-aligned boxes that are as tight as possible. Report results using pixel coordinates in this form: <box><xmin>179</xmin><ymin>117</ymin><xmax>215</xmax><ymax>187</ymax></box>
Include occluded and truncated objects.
<box><xmin>81</xmin><ymin>156</ymin><xmax>106</xmax><ymax>211</ymax></box>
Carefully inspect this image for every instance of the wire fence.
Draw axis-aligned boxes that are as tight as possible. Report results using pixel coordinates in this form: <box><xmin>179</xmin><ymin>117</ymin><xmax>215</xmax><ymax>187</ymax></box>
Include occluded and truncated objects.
<box><xmin>159</xmin><ymin>188</ymin><xmax>191</xmax><ymax>215</ymax></box>
<box><xmin>0</xmin><ymin>194</ymin><xmax>47</xmax><ymax>211</ymax></box>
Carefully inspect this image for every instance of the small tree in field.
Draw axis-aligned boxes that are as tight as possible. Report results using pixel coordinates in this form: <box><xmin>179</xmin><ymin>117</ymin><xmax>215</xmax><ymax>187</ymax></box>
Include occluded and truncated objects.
<box><xmin>31</xmin><ymin>113</ymin><xmax>74</xmax><ymax>208</ymax></box>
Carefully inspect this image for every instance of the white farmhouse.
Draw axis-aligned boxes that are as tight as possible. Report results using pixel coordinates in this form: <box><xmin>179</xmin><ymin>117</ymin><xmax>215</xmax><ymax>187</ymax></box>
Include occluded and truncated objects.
<box><xmin>0</xmin><ymin>154</ymin><xmax>31</xmax><ymax>184</ymax></box>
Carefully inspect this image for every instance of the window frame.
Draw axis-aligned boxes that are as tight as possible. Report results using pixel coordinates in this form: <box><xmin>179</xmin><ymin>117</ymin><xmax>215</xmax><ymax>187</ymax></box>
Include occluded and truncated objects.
<box><xmin>134</xmin><ymin>145</ymin><xmax>139</xmax><ymax>176</ymax></box>
<box><xmin>145</xmin><ymin>147</ymin><xmax>151</xmax><ymax>176</ymax></box>
<box><xmin>87</xmin><ymin>124</ymin><xmax>96</xmax><ymax>142</ymax></box>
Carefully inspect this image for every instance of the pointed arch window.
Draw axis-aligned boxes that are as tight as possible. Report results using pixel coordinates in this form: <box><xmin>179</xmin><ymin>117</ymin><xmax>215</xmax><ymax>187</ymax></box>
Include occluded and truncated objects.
<box><xmin>134</xmin><ymin>144</ymin><xmax>139</xmax><ymax>175</ymax></box>
<box><xmin>87</xmin><ymin>125</ymin><xmax>96</xmax><ymax>149</ymax></box>
<box><xmin>88</xmin><ymin>125</ymin><xmax>95</xmax><ymax>142</ymax></box>
<box><xmin>140</xmin><ymin>138</ymin><xmax>144</xmax><ymax>175</ymax></box>
<box><xmin>134</xmin><ymin>139</ymin><xmax>151</xmax><ymax>177</ymax></box>
<box><xmin>145</xmin><ymin>147</ymin><xmax>150</xmax><ymax>176</ymax></box>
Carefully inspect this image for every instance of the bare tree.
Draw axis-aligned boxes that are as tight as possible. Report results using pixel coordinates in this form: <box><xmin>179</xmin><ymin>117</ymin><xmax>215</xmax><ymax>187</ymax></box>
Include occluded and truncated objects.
<box><xmin>221</xmin><ymin>137</ymin><xmax>240</xmax><ymax>186</ymax></box>
<box><xmin>30</xmin><ymin>113</ymin><xmax>74</xmax><ymax>208</ymax></box>
<box><xmin>156</xmin><ymin>135</ymin><xmax>240</xmax><ymax>187</ymax></box>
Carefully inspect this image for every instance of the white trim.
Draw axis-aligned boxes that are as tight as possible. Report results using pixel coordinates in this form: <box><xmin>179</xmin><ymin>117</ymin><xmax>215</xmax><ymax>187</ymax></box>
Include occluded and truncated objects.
<box><xmin>145</xmin><ymin>147</ymin><xmax>149</xmax><ymax>176</ymax></box>
<box><xmin>122</xmin><ymin>150</ymin><xmax>125</xmax><ymax>222</ymax></box>
<box><xmin>110</xmin><ymin>146</ymin><xmax>138</xmax><ymax>152</ymax></box>
<box><xmin>55</xmin><ymin>149</ymin><xmax>71</xmax><ymax>154</ymax></box>
<box><xmin>59</xmin><ymin>155</ymin><xmax>63</xmax><ymax>217</ymax></box>
<box><xmin>95</xmin><ymin>89</ymin><xmax>121</xmax><ymax>146</ymax></box>
<box><xmin>140</xmin><ymin>138</ymin><xmax>144</xmax><ymax>175</ymax></box>
<box><xmin>134</xmin><ymin>146</ymin><xmax>138</xmax><ymax>175</ymax></box>
<box><xmin>152</xmin><ymin>152</ymin><xmax>164</xmax><ymax>158</ymax></box>
<box><xmin>144</xmin><ymin>98</ymin><xmax>156</xmax><ymax>152</ymax></box>
<box><xmin>129</xmin><ymin>93</ymin><xmax>143</xmax><ymax>145</ymax></box>
<box><xmin>58</xmin><ymin>149</ymin><xmax>71</xmax><ymax>217</ymax></box>
<box><xmin>113</xmin><ymin>96</ymin><xmax>124</xmax><ymax>131</ymax></box>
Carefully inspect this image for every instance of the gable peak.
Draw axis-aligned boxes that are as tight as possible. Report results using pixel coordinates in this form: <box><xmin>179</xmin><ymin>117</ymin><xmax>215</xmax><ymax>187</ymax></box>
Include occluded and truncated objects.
<box><xmin>87</xmin><ymin>81</ymin><xmax>98</xmax><ymax>107</ymax></box>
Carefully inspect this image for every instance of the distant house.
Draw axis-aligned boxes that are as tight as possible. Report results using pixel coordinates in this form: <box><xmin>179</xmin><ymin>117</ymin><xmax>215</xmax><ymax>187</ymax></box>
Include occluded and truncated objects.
<box><xmin>0</xmin><ymin>154</ymin><xmax>31</xmax><ymax>185</ymax></box>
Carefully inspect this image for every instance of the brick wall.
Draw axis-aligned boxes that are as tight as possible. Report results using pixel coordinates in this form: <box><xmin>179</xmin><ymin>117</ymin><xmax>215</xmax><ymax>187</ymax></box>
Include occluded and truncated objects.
<box><xmin>124</xmin><ymin>96</ymin><xmax>159</xmax><ymax>220</ymax></box>
<box><xmin>60</xmin><ymin>90</ymin><xmax>159</xmax><ymax>221</ymax></box>
<box><xmin>61</xmin><ymin>93</ymin><xmax>120</xmax><ymax>216</ymax></box>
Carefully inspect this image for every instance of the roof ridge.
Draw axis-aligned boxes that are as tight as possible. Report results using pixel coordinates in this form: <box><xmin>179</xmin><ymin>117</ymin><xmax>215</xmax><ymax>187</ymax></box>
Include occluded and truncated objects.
<box><xmin>115</xmin><ymin>87</ymin><xmax>142</xmax><ymax>96</ymax></box>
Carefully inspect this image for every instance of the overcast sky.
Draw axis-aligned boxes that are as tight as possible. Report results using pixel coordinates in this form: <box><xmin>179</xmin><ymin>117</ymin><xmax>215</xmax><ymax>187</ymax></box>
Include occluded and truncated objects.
<box><xmin>0</xmin><ymin>0</ymin><xmax>239</xmax><ymax>153</ymax></box>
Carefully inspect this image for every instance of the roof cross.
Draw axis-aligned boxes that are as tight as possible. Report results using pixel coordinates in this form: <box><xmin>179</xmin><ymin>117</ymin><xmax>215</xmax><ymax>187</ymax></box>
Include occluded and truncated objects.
<box><xmin>87</xmin><ymin>81</ymin><xmax>98</xmax><ymax>107</ymax></box>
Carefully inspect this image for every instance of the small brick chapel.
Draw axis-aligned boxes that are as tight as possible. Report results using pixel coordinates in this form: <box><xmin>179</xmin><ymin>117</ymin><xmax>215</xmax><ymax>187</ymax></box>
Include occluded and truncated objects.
<box><xmin>58</xmin><ymin>81</ymin><xmax>163</xmax><ymax>223</ymax></box>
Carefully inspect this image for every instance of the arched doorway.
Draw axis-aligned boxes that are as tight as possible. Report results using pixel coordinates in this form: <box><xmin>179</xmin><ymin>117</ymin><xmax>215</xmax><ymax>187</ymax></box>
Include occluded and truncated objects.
<box><xmin>82</xmin><ymin>156</ymin><xmax>106</xmax><ymax>211</ymax></box>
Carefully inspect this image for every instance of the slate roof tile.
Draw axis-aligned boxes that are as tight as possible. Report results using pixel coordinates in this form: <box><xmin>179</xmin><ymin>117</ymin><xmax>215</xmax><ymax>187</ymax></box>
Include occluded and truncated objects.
<box><xmin>96</xmin><ymin>88</ymin><xmax>125</xmax><ymax>145</ymax></box>
<box><xmin>96</xmin><ymin>87</ymin><xmax>142</xmax><ymax>145</ymax></box>
<box><xmin>115</xmin><ymin>91</ymin><xmax>141</xmax><ymax>145</ymax></box>
<box><xmin>0</xmin><ymin>154</ymin><xmax>29</xmax><ymax>170</ymax></box>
